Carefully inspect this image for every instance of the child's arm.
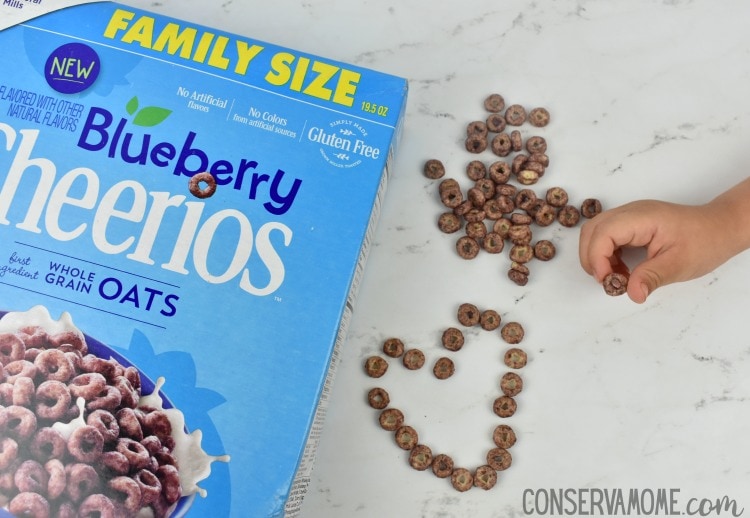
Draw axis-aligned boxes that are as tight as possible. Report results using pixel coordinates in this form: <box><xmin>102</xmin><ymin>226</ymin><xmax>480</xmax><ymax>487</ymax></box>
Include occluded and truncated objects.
<box><xmin>579</xmin><ymin>178</ymin><xmax>750</xmax><ymax>303</ymax></box>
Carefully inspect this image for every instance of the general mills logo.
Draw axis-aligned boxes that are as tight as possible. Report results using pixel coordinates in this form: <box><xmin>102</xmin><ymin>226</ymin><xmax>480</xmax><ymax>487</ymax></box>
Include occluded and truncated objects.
<box><xmin>307</xmin><ymin>119</ymin><xmax>381</xmax><ymax>169</ymax></box>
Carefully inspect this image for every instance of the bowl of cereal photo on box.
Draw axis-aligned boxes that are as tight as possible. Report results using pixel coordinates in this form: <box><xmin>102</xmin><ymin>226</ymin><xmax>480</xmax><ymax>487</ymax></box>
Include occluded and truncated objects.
<box><xmin>0</xmin><ymin>306</ymin><xmax>228</xmax><ymax>518</ymax></box>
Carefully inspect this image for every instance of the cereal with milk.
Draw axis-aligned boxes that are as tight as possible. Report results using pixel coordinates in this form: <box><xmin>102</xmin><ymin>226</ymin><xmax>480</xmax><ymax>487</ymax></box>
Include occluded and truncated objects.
<box><xmin>0</xmin><ymin>306</ymin><xmax>229</xmax><ymax>517</ymax></box>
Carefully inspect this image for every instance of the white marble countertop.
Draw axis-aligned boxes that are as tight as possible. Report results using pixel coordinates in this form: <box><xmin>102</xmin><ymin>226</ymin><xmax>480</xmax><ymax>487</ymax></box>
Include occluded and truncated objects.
<box><xmin>126</xmin><ymin>1</ymin><xmax>750</xmax><ymax>516</ymax></box>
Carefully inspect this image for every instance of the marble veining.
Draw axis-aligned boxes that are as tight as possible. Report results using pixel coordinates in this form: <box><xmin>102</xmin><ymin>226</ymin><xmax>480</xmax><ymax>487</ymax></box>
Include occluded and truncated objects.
<box><xmin>121</xmin><ymin>0</ymin><xmax>750</xmax><ymax>516</ymax></box>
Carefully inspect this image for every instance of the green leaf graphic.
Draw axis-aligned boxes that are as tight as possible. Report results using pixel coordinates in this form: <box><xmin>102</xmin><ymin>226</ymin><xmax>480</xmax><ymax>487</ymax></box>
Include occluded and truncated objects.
<box><xmin>132</xmin><ymin>106</ymin><xmax>173</xmax><ymax>127</ymax></box>
<box><xmin>126</xmin><ymin>96</ymin><xmax>139</xmax><ymax>115</ymax></box>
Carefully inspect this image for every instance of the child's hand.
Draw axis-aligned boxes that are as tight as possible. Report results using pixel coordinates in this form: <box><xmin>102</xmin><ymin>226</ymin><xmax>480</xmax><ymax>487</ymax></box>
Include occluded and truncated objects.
<box><xmin>579</xmin><ymin>199</ymin><xmax>736</xmax><ymax>303</ymax></box>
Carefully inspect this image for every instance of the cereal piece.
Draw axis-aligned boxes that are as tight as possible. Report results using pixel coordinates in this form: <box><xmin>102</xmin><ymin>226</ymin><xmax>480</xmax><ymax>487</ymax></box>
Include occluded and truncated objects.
<box><xmin>78</xmin><ymin>493</ymin><xmax>116</xmax><ymax>517</ymax></box>
<box><xmin>474</xmin><ymin>178</ymin><xmax>495</xmax><ymax>199</ymax></box>
<box><xmin>9</xmin><ymin>493</ymin><xmax>50</xmax><ymax>518</ymax></box>
<box><xmin>510</xmin><ymin>214</ymin><xmax>534</xmax><ymax>230</ymax></box>
<box><xmin>482</xmin><ymin>199</ymin><xmax>504</xmax><ymax>220</ymax></box>
<box><xmin>364</xmin><ymin>356</ymin><xmax>388</xmax><ymax>378</ymax></box>
<box><xmin>450</xmin><ymin>467</ymin><xmax>474</xmax><ymax>492</ymax></box>
<box><xmin>493</xmin><ymin>217</ymin><xmax>512</xmax><ymax>238</ymax></box>
<box><xmin>0</xmin><ymin>333</ymin><xmax>25</xmax><ymax>365</ymax></box>
<box><xmin>533</xmin><ymin>240</ymin><xmax>556</xmax><ymax>261</ymax></box>
<box><xmin>402</xmin><ymin>349</ymin><xmax>426</xmax><ymax>370</ymax></box>
<box><xmin>456</xmin><ymin>236</ymin><xmax>480</xmax><ymax>259</ymax></box>
<box><xmin>432</xmin><ymin>357</ymin><xmax>455</xmax><ymax>380</ymax></box>
<box><xmin>511</xmin><ymin>154</ymin><xmax>528</xmax><ymax>176</ymax></box>
<box><xmin>3</xmin><ymin>405</ymin><xmax>37</xmax><ymax>441</ymax></box>
<box><xmin>453</xmin><ymin>200</ymin><xmax>472</xmax><ymax>217</ymax></box>
<box><xmin>603</xmin><ymin>272</ymin><xmax>628</xmax><ymax>296</ymax></box>
<box><xmin>466</xmin><ymin>121</ymin><xmax>488</xmax><ymax>138</ymax></box>
<box><xmin>382</xmin><ymin>338</ymin><xmax>405</xmax><ymax>358</ymax></box>
<box><xmin>495</xmin><ymin>195</ymin><xmax>515</xmax><ymax>215</ymax></box>
<box><xmin>528</xmin><ymin>107</ymin><xmax>551</xmax><ymax>127</ymax></box>
<box><xmin>442</xmin><ymin>327</ymin><xmax>465</xmax><ymax>351</ymax></box>
<box><xmin>188</xmin><ymin>172</ymin><xmax>217</xmax><ymax>199</ymax></box>
<box><xmin>463</xmin><ymin>208</ymin><xmax>486</xmax><ymax>223</ymax></box>
<box><xmin>465</xmin><ymin>160</ymin><xmax>486</xmax><ymax>181</ymax></box>
<box><xmin>482</xmin><ymin>232</ymin><xmax>505</xmax><ymax>254</ymax></box>
<box><xmin>440</xmin><ymin>187</ymin><xmax>463</xmax><ymax>209</ymax></box>
<box><xmin>457</xmin><ymin>304</ymin><xmax>480</xmax><ymax>327</ymax></box>
<box><xmin>431</xmin><ymin>454</ymin><xmax>454</xmax><ymax>478</ymax></box>
<box><xmin>473</xmin><ymin>465</ymin><xmax>498</xmax><ymax>490</ymax></box>
<box><xmin>438</xmin><ymin>178</ymin><xmax>459</xmax><ymax>195</ymax></box>
<box><xmin>507</xmin><ymin>269</ymin><xmax>528</xmax><ymax>286</ymax></box>
<box><xmin>504</xmin><ymin>347</ymin><xmax>528</xmax><ymax>368</ymax></box>
<box><xmin>500</xmin><ymin>323</ymin><xmax>525</xmax><ymax>345</ymax></box>
<box><xmin>379</xmin><ymin>408</ymin><xmax>404</xmax><ymax>431</ymax></box>
<box><xmin>490</xmin><ymin>133</ymin><xmax>512</xmax><ymax>157</ymax></box>
<box><xmin>408</xmin><ymin>444</ymin><xmax>433</xmax><ymax>471</ymax></box>
<box><xmin>517</xmin><ymin>169</ymin><xmax>540</xmax><ymax>186</ymax></box>
<box><xmin>423</xmin><ymin>159</ymin><xmax>446</xmax><ymax>179</ymax></box>
<box><xmin>500</xmin><ymin>372</ymin><xmax>524</xmax><ymax>397</ymax></box>
<box><xmin>480</xmin><ymin>310</ymin><xmax>502</xmax><ymax>331</ymax></box>
<box><xmin>367</xmin><ymin>388</ymin><xmax>390</xmax><ymax>410</ymax></box>
<box><xmin>488</xmin><ymin>161</ymin><xmax>511</xmax><ymax>184</ymax></box>
<box><xmin>394</xmin><ymin>426</ymin><xmax>419</xmax><ymax>450</ymax></box>
<box><xmin>529</xmin><ymin>152</ymin><xmax>549</xmax><ymax>167</ymax></box>
<box><xmin>486</xmin><ymin>113</ymin><xmax>506</xmax><ymax>133</ymax></box>
<box><xmin>465</xmin><ymin>221</ymin><xmax>487</xmax><ymax>241</ymax></box>
<box><xmin>68</xmin><ymin>426</ymin><xmax>104</xmax><ymax>463</ymax></box>
<box><xmin>493</xmin><ymin>395</ymin><xmax>517</xmax><ymax>418</ymax></box>
<box><xmin>483</xmin><ymin>93</ymin><xmax>505</xmax><ymax>113</ymax></box>
<box><xmin>534</xmin><ymin>203</ymin><xmax>556</xmax><ymax>227</ymax></box>
<box><xmin>557</xmin><ymin>205</ymin><xmax>581</xmax><ymax>227</ymax></box>
<box><xmin>510</xmin><ymin>129</ymin><xmax>522</xmax><ymax>152</ymax></box>
<box><xmin>508</xmin><ymin>223</ymin><xmax>531</xmax><ymax>243</ymax></box>
<box><xmin>493</xmin><ymin>424</ymin><xmax>517</xmax><ymax>449</ymax></box>
<box><xmin>581</xmin><ymin>198</ymin><xmax>603</xmax><ymax>218</ymax></box>
<box><xmin>504</xmin><ymin>104</ymin><xmax>526</xmax><ymax>126</ymax></box>
<box><xmin>546</xmin><ymin>187</ymin><xmax>568</xmax><ymax>208</ymax></box>
<box><xmin>35</xmin><ymin>380</ymin><xmax>72</xmax><ymax>421</ymax></box>
<box><xmin>438</xmin><ymin>212</ymin><xmax>462</xmax><ymax>234</ymax></box>
<box><xmin>509</xmin><ymin>244</ymin><xmax>533</xmax><ymax>263</ymax></box>
<box><xmin>496</xmin><ymin>183</ymin><xmax>517</xmax><ymax>198</ymax></box>
<box><xmin>514</xmin><ymin>188</ymin><xmax>536</xmax><ymax>211</ymax></box>
<box><xmin>525</xmin><ymin>136</ymin><xmax>547</xmax><ymax>154</ymax></box>
<box><xmin>486</xmin><ymin>447</ymin><xmax>513</xmax><ymax>471</ymax></box>
<box><xmin>467</xmin><ymin>187</ymin><xmax>486</xmax><ymax>208</ymax></box>
<box><xmin>523</xmin><ymin>160</ymin><xmax>545</xmax><ymax>175</ymax></box>
<box><xmin>465</xmin><ymin>135</ymin><xmax>488</xmax><ymax>154</ymax></box>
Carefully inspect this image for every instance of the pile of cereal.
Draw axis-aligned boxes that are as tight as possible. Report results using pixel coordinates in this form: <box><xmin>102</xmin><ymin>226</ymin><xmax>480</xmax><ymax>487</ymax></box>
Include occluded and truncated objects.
<box><xmin>0</xmin><ymin>324</ymin><xmax>181</xmax><ymax>517</ymax></box>
<box><xmin>426</xmin><ymin>93</ymin><xmax>602</xmax><ymax>286</ymax></box>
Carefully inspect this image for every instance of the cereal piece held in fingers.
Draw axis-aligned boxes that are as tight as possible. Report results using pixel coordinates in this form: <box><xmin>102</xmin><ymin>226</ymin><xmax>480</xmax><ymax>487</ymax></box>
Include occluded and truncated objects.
<box><xmin>603</xmin><ymin>272</ymin><xmax>628</xmax><ymax>296</ymax></box>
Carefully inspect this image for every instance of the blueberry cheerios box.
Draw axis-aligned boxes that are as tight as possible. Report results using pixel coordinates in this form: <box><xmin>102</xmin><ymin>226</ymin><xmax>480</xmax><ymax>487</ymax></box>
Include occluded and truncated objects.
<box><xmin>0</xmin><ymin>2</ymin><xmax>407</xmax><ymax>516</ymax></box>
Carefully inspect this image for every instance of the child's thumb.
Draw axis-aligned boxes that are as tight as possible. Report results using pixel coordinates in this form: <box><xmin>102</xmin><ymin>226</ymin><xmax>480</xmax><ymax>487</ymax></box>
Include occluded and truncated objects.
<box><xmin>628</xmin><ymin>253</ymin><xmax>678</xmax><ymax>303</ymax></box>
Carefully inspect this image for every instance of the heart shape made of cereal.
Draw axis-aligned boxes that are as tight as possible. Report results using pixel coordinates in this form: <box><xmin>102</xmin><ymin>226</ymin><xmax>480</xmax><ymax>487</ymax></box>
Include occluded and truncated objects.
<box><xmin>363</xmin><ymin>302</ymin><xmax>528</xmax><ymax>492</ymax></box>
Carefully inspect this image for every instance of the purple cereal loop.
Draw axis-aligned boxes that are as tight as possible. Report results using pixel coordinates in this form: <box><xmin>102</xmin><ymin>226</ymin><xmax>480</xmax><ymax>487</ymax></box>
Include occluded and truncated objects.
<box><xmin>77</xmin><ymin>493</ymin><xmax>115</xmax><ymax>518</ymax></box>
<box><xmin>2</xmin><ymin>405</ymin><xmax>38</xmax><ymax>441</ymax></box>
<box><xmin>12</xmin><ymin>376</ymin><xmax>35</xmax><ymax>406</ymax></box>
<box><xmin>35</xmin><ymin>380</ymin><xmax>72</xmax><ymax>421</ymax></box>
<box><xmin>68</xmin><ymin>372</ymin><xmax>107</xmax><ymax>401</ymax></box>
<box><xmin>86</xmin><ymin>409</ymin><xmax>120</xmax><ymax>444</ymax></box>
<box><xmin>44</xmin><ymin>458</ymin><xmax>66</xmax><ymax>500</ymax></box>
<box><xmin>108</xmin><ymin>476</ymin><xmax>142</xmax><ymax>514</ymax></box>
<box><xmin>67</xmin><ymin>425</ymin><xmax>104</xmax><ymax>464</ymax></box>
<box><xmin>65</xmin><ymin>463</ymin><xmax>101</xmax><ymax>502</ymax></box>
<box><xmin>49</xmin><ymin>329</ymin><xmax>87</xmax><ymax>355</ymax></box>
<box><xmin>134</xmin><ymin>468</ymin><xmax>163</xmax><ymax>505</ymax></box>
<box><xmin>100</xmin><ymin>450</ymin><xmax>130</xmax><ymax>476</ymax></box>
<box><xmin>30</xmin><ymin>427</ymin><xmax>67</xmax><ymax>462</ymax></box>
<box><xmin>0</xmin><ymin>437</ymin><xmax>19</xmax><ymax>470</ymax></box>
<box><xmin>116</xmin><ymin>407</ymin><xmax>144</xmax><ymax>441</ymax></box>
<box><xmin>9</xmin><ymin>491</ymin><xmax>50</xmax><ymax>518</ymax></box>
<box><xmin>34</xmin><ymin>348</ymin><xmax>75</xmax><ymax>383</ymax></box>
<box><xmin>14</xmin><ymin>459</ymin><xmax>48</xmax><ymax>493</ymax></box>
<box><xmin>116</xmin><ymin>437</ymin><xmax>150</xmax><ymax>471</ymax></box>
<box><xmin>85</xmin><ymin>385</ymin><xmax>122</xmax><ymax>413</ymax></box>
<box><xmin>4</xmin><ymin>360</ymin><xmax>38</xmax><ymax>384</ymax></box>
<box><xmin>0</xmin><ymin>333</ymin><xmax>26</xmax><ymax>365</ymax></box>
<box><xmin>156</xmin><ymin>463</ymin><xmax>182</xmax><ymax>504</ymax></box>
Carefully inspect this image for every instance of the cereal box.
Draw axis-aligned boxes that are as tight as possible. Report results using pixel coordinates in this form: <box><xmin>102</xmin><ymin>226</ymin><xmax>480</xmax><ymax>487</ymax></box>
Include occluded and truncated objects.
<box><xmin>0</xmin><ymin>2</ymin><xmax>407</xmax><ymax>517</ymax></box>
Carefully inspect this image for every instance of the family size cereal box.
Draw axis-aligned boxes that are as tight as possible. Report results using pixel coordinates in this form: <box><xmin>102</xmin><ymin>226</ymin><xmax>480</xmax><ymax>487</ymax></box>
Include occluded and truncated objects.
<box><xmin>0</xmin><ymin>2</ymin><xmax>407</xmax><ymax>517</ymax></box>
